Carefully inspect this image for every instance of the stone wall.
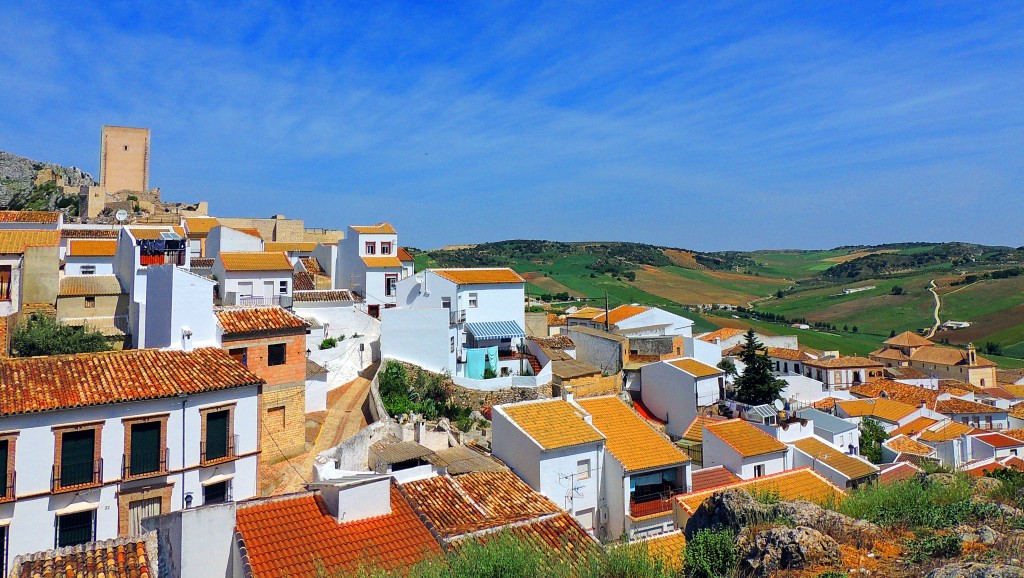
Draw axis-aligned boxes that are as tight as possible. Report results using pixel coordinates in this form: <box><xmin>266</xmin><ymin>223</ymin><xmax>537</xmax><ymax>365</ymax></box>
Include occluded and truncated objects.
<box><xmin>446</xmin><ymin>379</ymin><xmax>552</xmax><ymax>410</ymax></box>
<box><xmin>557</xmin><ymin>373</ymin><xmax>620</xmax><ymax>398</ymax></box>
<box><xmin>260</xmin><ymin>382</ymin><xmax>307</xmax><ymax>462</ymax></box>
<box><xmin>304</xmin><ymin>228</ymin><xmax>345</xmax><ymax>244</ymax></box>
<box><xmin>218</xmin><ymin>216</ymin><xmax>307</xmax><ymax>242</ymax></box>
<box><xmin>99</xmin><ymin>126</ymin><xmax>150</xmax><ymax>194</ymax></box>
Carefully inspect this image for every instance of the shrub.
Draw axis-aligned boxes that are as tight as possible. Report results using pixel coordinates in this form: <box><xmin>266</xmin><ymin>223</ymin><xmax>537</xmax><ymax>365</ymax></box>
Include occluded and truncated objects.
<box><xmin>839</xmin><ymin>475</ymin><xmax>996</xmax><ymax>529</ymax></box>
<box><xmin>749</xmin><ymin>487</ymin><xmax>781</xmax><ymax>505</ymax></box>
<box><xmin>12</xmin><ymin>313</ymin><xmax>110</xmax><ymax>357</ymax></box>
<box><xmin>905</xmin><ymin>533</ymin><xmax>962</xmax><ymax>564</ymax></box>
<box><xmin>685</xmin><ymin>528</ymin><xmax>736</xmax><ymax>578</ymax></box>
<box><xmin>817</xmin><ymin>572</ymin><xmax>847</xmax><ymax>578</ymax></box>
<box><xmin>319</xmin><ymin>337</ymin><xmax>338</xmax><ymax>350</ymax></box>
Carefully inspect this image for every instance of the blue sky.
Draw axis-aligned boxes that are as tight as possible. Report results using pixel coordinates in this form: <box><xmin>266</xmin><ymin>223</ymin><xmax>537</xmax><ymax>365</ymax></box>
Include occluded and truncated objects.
<box><xmin>2</xmin><ymin>1</ymin><xmax>1022</xmax><ymax>251</ymax></box>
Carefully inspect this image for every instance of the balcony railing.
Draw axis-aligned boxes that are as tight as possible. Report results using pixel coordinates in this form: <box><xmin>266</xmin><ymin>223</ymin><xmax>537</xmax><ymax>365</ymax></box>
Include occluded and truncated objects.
<box><xmin>629</xmin><ymin>489</ymin><xmax>683</xmax><ymax>518</ymax></box>
<box><xmin>52</xmin><ymin>458</ymin><xmax>103</xmax><ymax>493</ymax></box>
<box><xmin>122</xmin><ymin>448</ymin><xmax>169</xmax><ymax>480</ymax></box>
<box><xmin>237</xmin><ymin>295</ymin><xmax>293</xmax><ymax>308</ymax></box>
<box><xmin>0</xmin><ymin>471</ymin><xmax>15</xmax><ymax>502</ymax></box>
<box><xmin>201</xmin><ymin>434</ymin><xmax>238</xmax><ymax>465</ymax></box>
<box><xmin>449</xmin><ymin>309</ymin><xmax>466</xmax><ymax>326</ymax></box>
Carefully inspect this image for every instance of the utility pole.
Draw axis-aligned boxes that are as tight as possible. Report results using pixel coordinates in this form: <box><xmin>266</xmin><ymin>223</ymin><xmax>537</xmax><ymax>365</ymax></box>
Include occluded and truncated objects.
<box><xmin>604</xmin><ymin>291</ymin><xmax>609</xmax><ymax>332</ymax></box>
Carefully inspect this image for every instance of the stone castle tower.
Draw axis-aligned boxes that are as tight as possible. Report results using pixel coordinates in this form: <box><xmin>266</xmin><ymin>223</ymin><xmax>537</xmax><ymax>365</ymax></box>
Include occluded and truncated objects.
<box><xmin>99</xmin><ymin>126</ymin><xmax>150</xmax><ymax>194</ymax></box>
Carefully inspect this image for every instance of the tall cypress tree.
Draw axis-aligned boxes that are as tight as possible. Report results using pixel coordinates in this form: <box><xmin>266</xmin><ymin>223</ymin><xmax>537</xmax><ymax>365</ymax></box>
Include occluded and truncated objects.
<box><xmin>732</xmin><ymin>329</ymin><xmax>786</xmax><ymax>405</ymax></box>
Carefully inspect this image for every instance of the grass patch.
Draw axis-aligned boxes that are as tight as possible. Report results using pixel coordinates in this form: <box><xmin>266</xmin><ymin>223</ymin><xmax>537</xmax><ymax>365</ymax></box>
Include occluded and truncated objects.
<box><xmin>838</xmin><ymin>475</ymin><xmax>1000</xmax><ymax>530</ymax></box>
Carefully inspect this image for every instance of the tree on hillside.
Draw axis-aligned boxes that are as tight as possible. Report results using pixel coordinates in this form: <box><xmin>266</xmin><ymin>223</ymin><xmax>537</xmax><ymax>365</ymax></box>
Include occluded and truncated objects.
<box><xmin>732</xmin><ymin>329</ymin><xmax>786</xmax><ymax>405</ymax></box>
<box><xmin>12</xmin><ymin>313</ymin><xmax>110</xmax><ymax>357</ymax></box>
<box><xmin>859</xmin><ymin>418</ymin><xmax>888</xmax><ymax>464</ymax></box>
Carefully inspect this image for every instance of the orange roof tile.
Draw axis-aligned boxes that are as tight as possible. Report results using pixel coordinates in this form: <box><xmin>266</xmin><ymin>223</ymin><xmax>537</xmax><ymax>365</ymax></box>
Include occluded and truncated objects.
<box><xmin>883</xmin><ymin>435</ymin><xmax>935</xmax><ymax>456</ymax></box>
<box><xmin>0</xmin><ymin>210</ymin><xmax>59</xmax><ymax>223</ymax></box>
<box><xmin>447</xmin><ymin>512</ymin><xmax>599</xmax><ymax>562</ymax></box>
<box><xmin>690</xmin><ymin>466</ymin><xmax>742</xmax><ymax>492</ymax></box>
<box><xmin>849</xmin><ymin>379</ymin><xmax>940</xmax><ymax>408</ymax></box>
<box><xmin>236</xmin><ymin>487</ymin><xmax>441</xmax><ymax>577</ymax></box>
<box><xmin>697</xmin><ymin>327</ymin><xmax>746</xmax><ymax>343</ymax></box>
<box><xmin>397</xmin><ymin>247</ymin><xmax>415</xmax><ymax>262</ymax></box>
<box><xmin>219</xmin><ymin>251</ymin><xmax>292</xmax><ymax>272</ymax></box>
<box><xmin>11</xmin><ymin>535</ymin><xmax>153</xmax><ymax>578</ymax></box>
<box><xmin>885</xmin><ymin>331</ymin><xmax>934</xmax><ymax>347</ymax></box>
<box><xmin>963</xmin><ymin>459</ymin><xmax>1005</xmax><ymax>477</ymax></box>
<box><xmin>500</xmin><ymin>400</ymin><xmax>604</xmax><ymax>450</ymax></box>
<box><xmin>0</xmin><ymin>348</ymin><xmax>263</xmax><ymax>416</ymax></box>
<box><xmin>638</xmin><ymin>531</ymin><xmax>686</xmax><ymax>570</ymax></box>
<box><xmin>836</xmin><ymin>398</ymin><xmax>918</xmax><ymax>423</ymax></box>
<box><xmin>974</xmin><ymin>433</ymin><xmax>1024</xmax><ymax>449</ymax></box>
<box><xmin>911</xmin><ymin>346</ymin><xmax>996</xmax><ymax>367</ymax></box>
<box><xmin>0</xmin><ymin>230</ymin><xmax>60</xmax><ymax>254</ymax></box>
<box><xmin>300</xmin><ymin>257</ymin><xmax>324</xmax><ymax>275</ymax></box>
<box><xmin>577</xmin><ymin>396</ymin><xmax>689</xmax><ymax>471</ymax></box>
<box><xmin>58</xmin><ymin>275</ymin><xmax>123</xmax><ymax>297</ymax></box>
<box><xmin>878</xmin><ymin>462</ymin><xmax>922</xmax><ymax>484</ymax></box>
<box><xmin>362</xmin><ymin>256</ymin><xmax>403</xmax><ymax>268</ymax></box>
<box><xmin>676</xmin><ymin>467</ymin><xmax>844</xmax><ymax>515</ymax></box>
<box><xmin>264</xmin><ymin>241</ymin><xmax>317</xmax><ymax>253</ymax></box>
<box><xmin>812</xmin><ymin>397</ymin><xmax>841</xmax><ymax>411</ymax></box>
<box><xmin>233</xmin><ymin>227</ymin><xmax>264</xmax><ymax>239</ymax></box>
<box><xmin>351</xmin><ymin>223</ymin><xmax>397</xmax><ymax>235</ymax></box>
<box><xmin>1001</xmin><ymin>429</ymin><xmax>1024</xmax><ymax>442</ymax></box>
<box><xmin>566</xmin><ymin>306</ymin><xmax>605</xmax><ymax>320</ymax></box>
<box><xmin>870</xmin><ymin>347</ymin><xmax>909</xmax><ymax>361</ymax></box>
<box><xmin>681</xmin><ymin>415</ymin><xmax>726</xmax><ymax>443</ymax></box>
<box><xmin>216</xmin><ymin>306</ymin><xmax>307</xmax><ymax>335</ymax></box>
<box><xmin>918</xmin><ymin>421</ymin><xmax>974</xmax><ymax>442</ymax></box>
<box><xmin>935</xmin><ymin>398</ymin><xmax>1006</xmax><ymax>415</ymax></box>
<box><xmin>66</xmin><ymin>239</ymin><xmax>118</xmax><ymax>257</ymax></box>
<box><xmin>401</xmin><ymin>472</ymin><xmax>560</xmax><ymax>538</ymax></box>
<box><xmin>766</xmin><ymin>347</ymin><xmax>817</xmax><ymax>361</ymax></box>
<box><xmin>592</xmin><ymin>304</ymin><xmax>649</xmax><ymax>325</ymax></box>
<box><xmin>704</xmin><ymin>419</ymin><xmax>787</xmax><ymax>458</ymax></box>
<box><xmin>792</xmin><ymin>437</ymin><xmax>879</xmax><ymax>480</ymax></box>
<box><xmin>62</xmin><ymin>228</ymin><xmax>119</xmax><ymax>240</ymax></box>
<box><xmin>127</xmin><ymin>226</ymin><xmax>186</xmax><ymax>240</ymax></box>
<box><xmin>184</xmin><ymin>216</ymin><xmax>219</xmax><ymax>235</ymax></box>
<box><xmin>669</xmin><ymin>358</ymin><xmax>723</xmax><ymax>378</ymax></box>
<box><xmin>805</xmin><ymin>356</ymin><xmax>883</xmax><ymax>369</ymax></box>
<box><xmin>431</xmin><ymin>268</ymin><xmax>524</xmax><ymax>285</ymax></box>
<box><xmin>890</xmin><ymin>416</ymin><xmax>939</xmax><ymax>437</ymax></box>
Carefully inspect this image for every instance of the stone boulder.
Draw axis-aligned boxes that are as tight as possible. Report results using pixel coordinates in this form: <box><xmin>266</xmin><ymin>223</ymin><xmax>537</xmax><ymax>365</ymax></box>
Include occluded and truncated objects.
<box><xmin>737</xmin><ymin>526</ymin><xmax>841</xmax><ymax>577</ymax></box>
<box><xmin>683</xmin><ymin>489</ymin><xmax>778</xmax><ymax>538</ymax></box>
<box><xmin>927</xmin><ymin>563</ymin><xmax>1024</xmax><ymax>578</ymax></box>
<box><xmin>776</xmin><ymin>500</ymin><xmax>879</xmax><ymax>546</ymax></box>
<box><xmin>974</xmin><ymin>476</ymin><xmax>1003</xmax><ymax>494</ymax></box>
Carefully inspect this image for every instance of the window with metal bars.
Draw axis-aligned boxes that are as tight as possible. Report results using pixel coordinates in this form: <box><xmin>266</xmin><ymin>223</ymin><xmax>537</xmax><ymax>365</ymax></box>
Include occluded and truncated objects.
<box><xmin>204</xmin><ymin>480</ymin><xmax>229</xmax><ymax>505</ymax></box>
<box><xmin>60</xmin><ymin>430</ymin><xmax>96</xmax><ymax>487</ymax></box>
<box><xmin>204</xmin><ymin>411</ymin><xmax>229</xmax><ymax>461</ymax></box>
<box><xmin>129</xmin><ymin>421</ymin><xmax>162</xmax><ymax>476</ymax></box>
<box><xmin>56</xmin><ymin>510</ymin><xmax>95</xmax><ymax>548</ymax></box>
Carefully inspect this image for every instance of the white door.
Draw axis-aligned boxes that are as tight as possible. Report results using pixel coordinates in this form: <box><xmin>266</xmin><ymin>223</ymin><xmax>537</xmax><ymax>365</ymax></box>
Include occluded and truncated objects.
<box><xmin>264</xmin><ymin>281</ymin><xmax>275</xmax><ymax>300</ymax></box>
<box><xmin>237</xmin><ymin>281</ymin><xmax>253</xmax><ymax>298</ymax></box>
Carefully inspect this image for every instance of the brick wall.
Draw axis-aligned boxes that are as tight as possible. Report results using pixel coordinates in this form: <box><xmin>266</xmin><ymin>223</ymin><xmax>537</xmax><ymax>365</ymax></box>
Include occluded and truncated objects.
<box><xmin>0</xmin><ymin>314</ymin><xmax>9</xmax><ymax>358</ymax></box>
<box><xmin>260</xmin><ymin>383</ymin><xmax>307</xmax><ymax>462</ymax></box>
<box><xmin>223</xmin><ymin>332</ymin><xmax>307</xmax><ymax>387</ymax></box>
<box><xmin>560</xmin><ymin>373</ymin><xmax>620</xmax><ymax>398</ymax></box>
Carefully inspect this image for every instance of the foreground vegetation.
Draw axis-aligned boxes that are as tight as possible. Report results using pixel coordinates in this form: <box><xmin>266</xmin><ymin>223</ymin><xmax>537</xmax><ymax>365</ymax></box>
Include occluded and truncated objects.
<box><xmin>12</xmin><ymin>313</ymin><xmax>111</xmax><ymax>357</ymax></box>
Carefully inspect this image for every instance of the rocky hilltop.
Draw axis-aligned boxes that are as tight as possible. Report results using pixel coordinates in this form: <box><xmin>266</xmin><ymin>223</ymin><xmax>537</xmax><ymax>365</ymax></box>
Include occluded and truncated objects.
<box><xmin>0</xmin><ymin>150</ymin><xmax>95</xmax><ymax>210</ymax></box>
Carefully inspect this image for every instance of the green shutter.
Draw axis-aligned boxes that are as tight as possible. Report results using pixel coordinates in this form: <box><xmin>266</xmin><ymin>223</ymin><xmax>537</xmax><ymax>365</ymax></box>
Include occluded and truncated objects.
<box><xmin>57</xmin><ymin>511</ymin><xmax>94</xmax><ymax>547</ymax></box>
<box><xmin>130</xmin><ymin>422</ymin><xmax>161</xmax><ymax>476</ymax></box>
<box><xmin>61</xmin><ymin>430</ymin><xmax>95</xmax><ymax>487</ymax></box>
<box><xmin>205</xmin><ymin>411</ymin><xmax>228</xmax><ymax>460</ymax></box>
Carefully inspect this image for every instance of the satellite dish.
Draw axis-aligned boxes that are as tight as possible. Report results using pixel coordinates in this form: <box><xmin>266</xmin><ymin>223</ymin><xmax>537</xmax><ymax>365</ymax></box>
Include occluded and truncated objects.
<box><xmin>773</xmin><ymin>399</ymin><xmax>785</xmax><ymax>411</ymax></box>
<box><xmin>115</xmin><ymin>209</ymin><xmax>129</xmax><ymax>222</ymax></box>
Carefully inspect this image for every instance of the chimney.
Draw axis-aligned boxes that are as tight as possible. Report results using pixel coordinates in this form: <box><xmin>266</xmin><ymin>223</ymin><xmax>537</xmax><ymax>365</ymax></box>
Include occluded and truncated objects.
<box><xmin>314</xmin><ymin>477</ymin><xmax>392</xmax><ymax>524</ymax></box>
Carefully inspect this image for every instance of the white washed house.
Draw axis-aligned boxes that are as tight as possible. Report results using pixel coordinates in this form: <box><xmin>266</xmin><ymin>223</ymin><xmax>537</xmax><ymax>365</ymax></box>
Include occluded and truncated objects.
<box><xmin>0</xmin><ymin>230</ymin><xmax>61</xmax><ymax>317</ymax></box>
<box><xmin>702</xmin><ymin>419</ymin><xmax>789</xmax><ymax>479</ymax></box>
<box><xmin>204</xmin><ymin>226</ymin><xmax>264</xmax><ymax>259</ymax></box>
<box><xmin>64</xmin><ymin>239</ymin><xmax>118</xmax><ymax>276</ymax></box>
<box><xmin>113</xmin><ymin>226</ymin><xmax>191</xmax><ymax>348</ymax></box>
<box><xmin>639</xmin><ymin>358</ymin><xmax>725</xmax><ymax>438</ymax></box>
<box><xmin>335</xmin><ymin>223</ymin><xmax>406</xmax><ymax>315</ymax></box>
<box><xmin>0</xmin><ymin>348</ymin><xmax>262</xmax><ymax>575</ymax></box>
<box><xmin>212</xmin><ymin>252</ymin><xmax>293</xmax><ymax>307</ymax></box>
<box><xmin>571</xmin><ymin>305</ymin><xmax>694</xmax><ymax>338</ymax></box>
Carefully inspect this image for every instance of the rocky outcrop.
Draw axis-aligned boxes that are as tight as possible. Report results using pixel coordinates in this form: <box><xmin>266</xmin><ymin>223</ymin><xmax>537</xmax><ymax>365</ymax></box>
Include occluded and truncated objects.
<box><xmin>926</xmin><ymin>563</ymin><xmax>1024</xmax><ymax>578</ymax></box>
<box><xmin>737</xmin><ymin>526</ymin><xmax>841</xmax><ymax>577</ymax></box>
<box><xmin>0</xmin><ymin>150</ymin><xmax>94</xmax><ymax>207</ymax></box>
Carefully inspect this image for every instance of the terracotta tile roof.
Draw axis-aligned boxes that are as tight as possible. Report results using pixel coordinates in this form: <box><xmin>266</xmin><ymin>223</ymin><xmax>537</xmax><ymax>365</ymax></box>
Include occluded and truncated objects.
<box><xmin>890</xmin><ymin>416</ymin><xmax>939</xmax><ymax>437</ymax></box>
<box><xmin>871</xmin><ymin>347</ymin><xmax>910</xmax><ymax>361</ymax></box>
<box><xmin>402</xmin><ymin>471</ymin><xmax>560</xmax><ymax>538</ymax></box>
<box><xmin>432</xmin><ymin>445</ymin><xmax>506</xmax><ymax>475</ymax></box>
<box><xmin>697</xmin><ymin>327</ymin><xmax>746</xmax><ymax>343</ymax></box>
<box><xmin>500</xmin><ymin>400</ymin><xmax>604</xmax><ymax>451</ymax></box>
<box><xmin>793</xmin><ymin>437</ymin><xmax>879</xmax><ymax>480</ymax></box>
<box><xmin>10</xmin><ymin>534</ymin><xmax>154</xmax><ymax>578</ymax></box>
<box><xmin>218</xmin><ymin>251</ymin><xmax>292</xmax><ymax>272</ymax></box>
<box><xmin>127</xmin><ymin>226</ymin><xmax>186</xmax><ymax>240</ymax></box>
<box><xmin>963</xmin><ymin>458</ymin><xmax>1005</xmax><ymax>477</ymax></box>
<box><xmin>547</xmin><ymin>313</ymin><xmax>565</xmax><ymax>326</ymax></box>
<box><xmin>690</xmin><ymin>465</ymin><xmax>742</xmax><ymax>492</ymax></box>
<box><xmin>669</xmin><ymin>358</ymin><xmax>722</xmax><ymax>378</ymax></box>
<box><xmin>215</xmin><ymin>306</ymin><xmax>307</xmax><ymax>335</ymax></box>
<box><xmin>1002</xmin><ymin>455</ymin><xmax>1024</xmax><ymax>470</ymax></box>
<box><xmin>351</xmin><ymin>223</ymin><xmax>397</xmax><ymax>234</ymax></box>
<box><xmin>431</xmin><ymin>268</ymin><xmax>524</xmax><ymax>285</ymax></box>
<box><xmin>397</xmin><ymin>247</ymin><xmax>415</xmax><ymax>262</ymax></box>
<box><xmin>938</xmin><ymin>379</ymin><xmax>983</xmax><ymax>394</ymax></box>
<box><xmin>447</xmin><ymin>512</ymin><xmax>599</xmax><ymax>563</ymax></box>
<box><xmin>676</xmin><ymin>467</ymin><xmax>844</xmax><ymax>515</ymax></box>
<box><xmin>704</xmin><ymin>419</ymin><xmax>787</xmax><ymax>458</ymax></box>
<box><xmin>293</xmin><ymin>290</ymin><xmax>358</xmax><ymax>302</ymax></box>
<box><xmin>767</xmin><ymin>347</ymin><xmax>816</xmax><ymax>361</ymax></box>
<box><xmin>264</xmin><ymin>241</ymin><xmax>317</xmax><ymax>253</ymax></box>
<box><xmin>0</xmin><ymin>348</ymin><xmax>263</xmax><ymax>417</ymax></box>
<box><xmin>639</xmin><ymin>531</ymin><xmax>686</xmax><ymax>570</ymax></box>
<box><xmin>58</xmin><ymin>275</ymin><xmax>123</xmax><ymax>297</ymax></box>
<box><xmin>681</xmin><ymin>415</ymin><xmax>726</xmax><ymax>443</ymax></box>
<box><xmin>300</xmin><ymin>257</ymin><xmax>323</xmax><ymax>274</ymax></box>
<box><xmin>836</xmin><ymin>398</ymin><xmax>918</xmax><ymax>423</ymax></box>
<box><xmin>66</xmin><ymin>239</ymin><xmax>117</xmax><ymax>257</ymax></box>
<box><xmin>592</xmin><ymin>304</ymin><xmax>649</xmax><ymax>325</ymax></box>
<box><xmin>293</xmin><ymin>271</ymin><xmax>316</xmax><ymax>291</ymax></box>
<box><xmin>884</xmin><ymin>366</ymin><xmax>930</xmax><ymax>379</ymax></box>
<box><xmin>812</xmin><ymin>397</ymin><xmax>841</xmax><ymax>411</ymax></box>
<box><xmin>190</xmin><ymin>257</ymin><xmax>214</xmax><ymax>269</ymax></box>
<box><xmin>233</xmin><ymin>227</ymin><xmax>263</xmax><ymax>239</ymax></box>
<box><xmin>1011</xmin><ymin>402</ymin><xmax>1024</xmax><ymax>420</ymax></box>
<box><xmin>530</xmin><ymin>335</ymin><xmax>575</xmax><ymax>349</ymax></box>
<box><xmin>935</xmin><ymin>398</ymin><xmax>1006</xmax><ymax>415</ymax></box>
<box><xmin>62</xmin><ymin>228</ymin><xmax>120</xmax><ymax>239</ymax></box>
<box><xmin>998</xmin><ymin>370</ymin><xmax>1024</xmax><ymax>385</ymax></box>
<box><xmin>578</xmin><ymin>396</ymin><xmax>689</xmax><ymax>471</ymax></box>
<box><xmin>235</xmin><ymin>487</ymin><xmax>441</xmax><ymax>577</ymax></box>
<box><xmin>805</xmin><ymin>356</ymin><xmax>883</xmax><ymax>369</ymax></box>
<box><xmin>306</xmin><ymin>359</ymin><xmax>328</xmax><ymax>378</ymax></box>
<box><xmin>0</xmin><ymin>210</ymin><xmax>59</xmax><ymax>223</ymax></box>
<box><xmin>1001</xmin><ymin>429</ymin><xmax>1024</xmax><ymax>442</ymax></box>
<box><xmin>566</xmin><ymin>306</ymin><xmax>604</xmax><ymax>320</ymax></box>
<box><xmin>980</xmin><ymin>385</ymin><xmax>1016</xmax><ymax>401</ymax></box>
<box><xmin>918</xmin><ymin>421</ymin><xmax>974</xmax><ymax>442</ymax></box>
<box><xmin>883</xmin><ymin>435</ymin><xmax>935</xmax><ymax>456</ymax></box>
<box><xmin>974</xmin><ymin>433</ymin><xmax>1024</xmax><ymax>449</ymax></box>
<box><xmin>878</xmin><ymin>462</ymin><xmax>922</xmax><ymax>484</ymax></box>
<box><xmin>0</xmin><ymin>230</ymin><xmax>60</xmax><ymax>254</ymax></box>
<box><xmin>999</xmin><ymin>385</ymin><xmax>1024</xmax><ymax>399</ymax></box>
<box><xmin>184</xmin><ymin>216</ymin><xmax>219</xmax><ymax>235</ymax></box>
<box><xmin>849</xmin><ymin>379</ymin><xmax>940</xmax><ymax>408</ymax></box>
<box><xmin>361</xmin><ymin>256</ymin><xmax>403</xmax><ymax>268</ymax></box>
<box><xmin>911</xmin><ymin>346</ymin><xmax>996</xmax><ymax>368</ymax></box>
<box><xmin>885</xmin><ymin>331</ymin><xmax>934</xmax><ymax>347</ymax></box>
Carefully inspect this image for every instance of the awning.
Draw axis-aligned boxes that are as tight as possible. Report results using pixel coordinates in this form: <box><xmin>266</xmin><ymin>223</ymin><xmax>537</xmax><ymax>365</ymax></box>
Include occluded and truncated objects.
<box><xmin>465</xmin><ymin>320</ymin><xmax>526</xmax><ymax>341</ymax></box>
<box><xmin>202</xmin><ymin>473</ymin><xmax>235</xmax><ymax>486</ymax></box>
<box><xmin>55</xmin><ymin>501</ymin><xmax>100</xmax><ymax>515</ymax></box>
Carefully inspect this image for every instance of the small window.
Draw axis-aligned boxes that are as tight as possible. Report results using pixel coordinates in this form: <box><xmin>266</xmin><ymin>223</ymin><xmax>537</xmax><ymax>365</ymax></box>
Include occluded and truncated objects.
<box><xmin>380</xmin><ymin>242</ymin><xmax>392</xmax><ymax>255</ymax></box>
<box><xmin>577</xmin><ymin>459</ymin><xmax>591</xmax><ymax>481</ymax></box>
<box><xmin>268</xmin><ymin>406</ymin><xmax>286</xmax><ymax>433</ymax></box>
<box><xmin>204</xmin><ymin>480</ymin><xmax>230</xmax><ymax>505</ymax></box>
<box><xmin>56</xmin><ymin>510</ymin><xmax>95</xmax><ymax>548</ymax></box>
<box><xmin>229</xmin><ymin>347</ymin><xmax>247</xmax><ymax>367</ymax></box>
<box><xmin>450</xmin><ymin>336</ymin><xmax>455</xmax><ymax>353</ymax></box>
<box><xmin>385</xmin><ymin>274</ymin><xmax>398</xmax><ymax>297</ymax></box>
<box><xmin>365</xmin><ymin>242</ymin><xmax>376</xmax><ymax>255</ymax></box>
<box><xmin>754</xmin><ymin>464</ymin><xmax>765</xmax><ymax>478</ymax></box>
<box><xmin>441</xmin><ymin>297</ymin><xmax>451</xmax><ymax>309</ymax></box>
<box><xmin>279</xmin><ymin>280</ymin><xmax>288</xmax><ymax>294</ymax></box>
<box><xmin>468</xmin><ymin>292</ymin><xmax>478</xmax><ymax>308</ymax></box>
<box><xmin>268</xmin><ymin>343</ymin><xmax>287</xmax><ymax>366</ymax></box>
<box><xmin>84</xmin><ymin>296</ymin><xmax>96</xmax><ymax>308</ymax></box>
<box><xmin>80</xmin><ymin>265</ymin><xmax>96</xmax><ymax>275</ymax></box>
<box><xmin>123</xmin><ymin>145</ymin><xmax>129</xmax><ymax>151</ymax></box>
